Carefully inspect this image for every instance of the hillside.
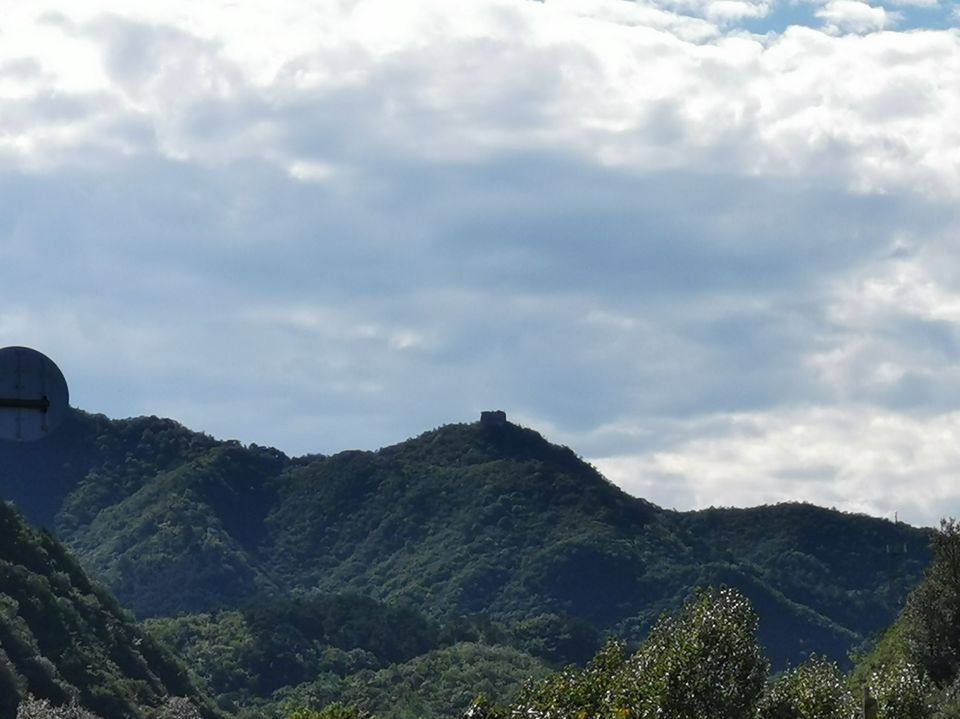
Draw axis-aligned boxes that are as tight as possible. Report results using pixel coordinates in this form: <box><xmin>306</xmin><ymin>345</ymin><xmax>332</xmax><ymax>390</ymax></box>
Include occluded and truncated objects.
<box><xmin>0</xmin><ymin>410</ymin><xmax>932</xmax><ymax>678</ymax></box>
<box><xmin>0</xmin><ymin>500</ymin><xmax>221</xmax><ymax>718</ymax></box>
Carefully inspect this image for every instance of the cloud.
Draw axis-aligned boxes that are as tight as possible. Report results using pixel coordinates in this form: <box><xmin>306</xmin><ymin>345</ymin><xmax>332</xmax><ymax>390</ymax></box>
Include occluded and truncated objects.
<box><xmin>3</xmin><ymin>2</ymin><xmax>960</xmax><ymax>193</ymax></box>
<box><xmin>886</xmin><ymin>0</ymin><xmax>939</xmax><ymax>8</ymax></box>
<box><xmin>593</xmin><ymin>406</ymin><xmax>960</xmax><ymax>526</ymax></box>
<box><xmin>808</xmin><ymin>250</ymin><xmax>960</xmax><ymax>410</ymax></box>
<box><xmin>816</xmin><ymin>0</ymin><xmax>897</xmax><ymax>32</ymax></box>
<box><xmin>2</xmin><ymin>1</ymin><xmax>960</xmax><ymax>525</ymax></box>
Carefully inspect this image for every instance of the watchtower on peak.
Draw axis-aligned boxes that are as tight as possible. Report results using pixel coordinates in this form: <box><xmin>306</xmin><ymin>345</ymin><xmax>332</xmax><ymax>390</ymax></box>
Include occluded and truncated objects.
<box><xmin>480</xmin><ymin>410</ymin><xmax>507</xmax><ymax>428</ymax></box>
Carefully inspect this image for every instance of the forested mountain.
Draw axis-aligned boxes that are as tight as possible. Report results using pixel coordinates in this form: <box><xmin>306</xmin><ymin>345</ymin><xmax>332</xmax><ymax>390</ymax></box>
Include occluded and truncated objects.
<box><xmin>143</xmin><ymin>597</ymin><xmax>553</xmax><ymax>716</ymax></box>
<box><xmin>0</xmin><ymin>409</ymin><xmax>933</xmax><ymax>713</ymax></box>
<box><xmin>486</xmin><ymin>521</ymin><xmax>960</xmax><ymax>719</ymax></box>
<box><xmin>0</xmin><ymin>500</ymin><xmax>221</xmax><ymax>718</ymax></box>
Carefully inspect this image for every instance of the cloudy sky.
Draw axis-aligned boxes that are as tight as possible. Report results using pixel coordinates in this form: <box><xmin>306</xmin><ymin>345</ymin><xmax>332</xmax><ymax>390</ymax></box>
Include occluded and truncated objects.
<box><xmin>3</xmin><ymin>0</ymin><xmax>960</xmax><ymax>525</ymax></box>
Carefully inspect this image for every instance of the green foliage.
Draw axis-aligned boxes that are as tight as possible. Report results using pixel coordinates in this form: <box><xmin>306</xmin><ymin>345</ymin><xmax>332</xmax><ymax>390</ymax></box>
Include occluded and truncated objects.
<box><xmin>17</xmin><ymin>696</ymin><xmax>103</xmax><ymax>718</ymax></box>
<box><xmin>66</xmin><ymin>444</ymin><xmax>285</xmax><ymax>618</ymax></box>
<box><xmin>354</xmin><ymin>642</ymin><xmax>540</xmax><ymax>718</ymax></box>
<box><xmin>930</xmin><ymin>677</ymin><xmax>960</xmax><ymax>719</ymax></box>
<box><xmin>243</xmin><ymin>593</ymin><xmax>439</xmax><ymax>668</ymax></box>
<box><xmin>508</xmin><ymin>613</ymin><xmax>601</xmax><ymax>666</ymax></box>
<box><xmin>286</xmin><ymin>703</ymin><xmax>370</xmax><ymax>719</ymax></box>
<box><xmin>144</xmin><ymin>597</ymin><xmax>551</xmax><ymax>719</ymax></box>
<box><xmin>852</xmin><ymin>519</ymin><xmax>960</xmax><ymax>718</ymax></box>
<box><xmin>511</xmin><ymin>638</ymin><xmax>629</xmax><ymax>719</ymax></box>
<box><xmin>0</xmin><ymin>411</ymin><xmax>939</xmax><ymax>714</ymax></box>
<box><xmin>757</xmin><ymin>657</ymin><xmax>857</xmax><ymax>719</ymax></box>
<box><xmin>0</xmin><ymin>412</ymin><xmax>220</xmax><ymax>530</ymax></box>
<box><xmin>676</xmin><ymin>504</ymin><xmax>929</xmax><ymax>667</ymax></box>
<box><xmin>153</xmin><ymin>697</ymin><xmax>204</xmax><ymax>719</ymax></box>
<box><xmin>0</xmin><ymin>502</ymin><xmax>221</xmax><ymax>719</ymax></box>
<box><xmin>276</xmin><ymin>642</ymin><xmax>549</xmax><ymax>719</ymax></box>
<box><xmin>507</xmin><ymin>588</ymin><xmax>767</xmax><ymax>719</ymax></box>
<box><xmin>621</xmin><ymin>587</ymin><xmax>767</xmax><ymax>719</ymax></box>
<box><xmin>1</xmin><ymin>413</ymin><xmax>930</xmax><ymax>667</ymax></box>
<box><xmin>900</xmin><ymin>519</ymin><xmax>960</xmax><ymax>686</ymax></box>
<box><xmin>869</xmin><ymin>659</ymin><xmax>931</xmax><ymax>719</ymax></box>
<box><xmin>144</xmin><ymin>594</ymin><xmax>443</xmax><ymax>703</ymax></box>
<box><xmin>461</xmin><ymin>695</ymin><xmax>507</xmax><ymax>719</ymax></box>
<box><xmin>16</xmin><ymin>695</ymin><xmax>204</xmax><ymax>719</ymax></box>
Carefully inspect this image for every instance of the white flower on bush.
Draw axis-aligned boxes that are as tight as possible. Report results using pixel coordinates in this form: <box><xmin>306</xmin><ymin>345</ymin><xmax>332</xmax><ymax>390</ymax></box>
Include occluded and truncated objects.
<box><xmin>16</xmin><ymin>695</ymin><xmax>202</xmax><ymax>719</ymax></box>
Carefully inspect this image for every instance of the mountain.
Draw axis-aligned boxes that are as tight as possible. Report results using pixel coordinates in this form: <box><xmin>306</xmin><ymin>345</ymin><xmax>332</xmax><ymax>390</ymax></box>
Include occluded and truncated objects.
<box><xmin>0</xmin><ymin>409</ymin><xmax>932</xmax><ymax>677</ymax></box>
<box><xmin>0</xmin><ymin>499</ymin><xmax>222</xmax><ymax>718</ymax></box>
<box><xmin>142</xmin><ymin>595</ymin><xmax>554</xmax><ymax>715</ymax></box>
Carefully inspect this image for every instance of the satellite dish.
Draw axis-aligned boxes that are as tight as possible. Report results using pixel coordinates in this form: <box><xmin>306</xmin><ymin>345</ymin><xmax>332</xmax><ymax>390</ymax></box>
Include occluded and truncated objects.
<box><xmin>0</xmin><ymin>346</ymin><xmax>70</xmax><ymax>442</ymax></box>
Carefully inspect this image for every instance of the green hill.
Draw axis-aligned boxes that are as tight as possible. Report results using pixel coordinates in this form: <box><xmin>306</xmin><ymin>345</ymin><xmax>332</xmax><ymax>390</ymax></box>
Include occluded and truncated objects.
<box><xmin>0</xmin><ymin>410</ymin><xmax>932</xmax><ymax>685</ymax></box>
<box><xmin>0</xmin><ymin>500</ymin><xmax>221</xmax><ymax>718</ymax></box>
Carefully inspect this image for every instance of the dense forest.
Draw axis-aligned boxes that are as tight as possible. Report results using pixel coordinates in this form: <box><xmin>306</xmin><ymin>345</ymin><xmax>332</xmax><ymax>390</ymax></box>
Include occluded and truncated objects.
<box><xmin>464</xmin><ymin>519</ymin><xmax>960</xmax><ymax>719</ymax></box>
<box><xmin>0</xmin><ymin>409</ymin><xmax>946</xmax><ymax>717</ymax></box>
<box><xmin>0</xmin><ymin>501</ymin><xmax>219</xmax><ymax>718</ymax></box>
<box><xmin>6</xmin><ymin>502</ymin><xmax>960</xmax><ymax>718</ymax></box>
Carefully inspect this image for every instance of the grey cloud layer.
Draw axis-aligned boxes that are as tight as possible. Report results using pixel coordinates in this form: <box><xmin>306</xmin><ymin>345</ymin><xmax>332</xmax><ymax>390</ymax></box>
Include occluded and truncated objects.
<box><xmin>3</xmin><ymin>1</ymin><xmax>960</xmax><ymax>524</ymax></box>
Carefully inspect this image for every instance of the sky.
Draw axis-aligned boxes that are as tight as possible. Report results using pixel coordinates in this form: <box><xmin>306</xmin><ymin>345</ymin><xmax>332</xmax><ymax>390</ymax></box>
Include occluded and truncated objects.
<box><xmin>2</xmin><ymin>0</ymin><xmax>960</xmax><ymax>526</ymax></box>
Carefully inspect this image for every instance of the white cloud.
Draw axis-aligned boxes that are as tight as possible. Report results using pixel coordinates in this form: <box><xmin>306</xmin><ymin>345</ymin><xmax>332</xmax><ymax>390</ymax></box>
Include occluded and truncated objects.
<box><xmin>587</xmin><ymin>243</ymin><xmax>960</xmax><ymax>527</ymax></box>
<box><xmin>890</xmin><ymin>0</ymin><xmax>939</xmax><ymax>7</ymax></box>
<box><xmin>3</xmin><ymin>0</ymin><xmax>960</xmax><ymax>525</ymax></box>
<box><xmin>800</xmin><ymin>250</ymin><xmax>960</xmax><ymax>409</ymax></box>
<box><xmin>287</xmin><ymin>160</ymin><xmax>339</xmax><ymax>182</ymax></box>
<box><xmin>816</xmin><ymin>0</ymin><xmax>896</xmax><ymax>33</ymax></box>
<box><xmin>1</xmin><ymin>1</ymin><xmax>959</xmax><ymax>195</ymax></box>
<box><xmin>593</xmin><ymin>406</ymin><xmax>960</xmax><ymax>526</ymax></box>
<box><xmin>705</xmin><ymin>0</ymin><xmax>773</xmax><ymax>22</ymax></box>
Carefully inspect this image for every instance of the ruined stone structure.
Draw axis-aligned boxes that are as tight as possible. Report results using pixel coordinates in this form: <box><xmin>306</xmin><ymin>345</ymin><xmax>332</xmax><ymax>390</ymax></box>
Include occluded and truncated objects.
<box><xmin>480</xmin><ymin>410</ymin><xmax>507</xmax><ymax>427</ymax></box>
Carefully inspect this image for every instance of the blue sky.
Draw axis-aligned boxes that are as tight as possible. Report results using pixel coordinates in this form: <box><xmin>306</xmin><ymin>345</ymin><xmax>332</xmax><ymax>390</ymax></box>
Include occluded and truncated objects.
<box><xmin>2</xmin><ymin>0</ymin><xmax>960</xmax><ymax>525</ymax></box>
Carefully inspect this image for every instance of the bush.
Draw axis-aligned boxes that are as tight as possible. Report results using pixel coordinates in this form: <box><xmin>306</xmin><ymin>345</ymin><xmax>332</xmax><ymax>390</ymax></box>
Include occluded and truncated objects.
<box><xmin>15</xmin><ymin>695</ymin><xmax>203</xmax><ymax>719</ymax></box>
<box><xmin>511</xmin><ymin>638</ymin><xmax>628</xmax><ymax>719</ymax></box>
<box><xmin>288</xmin><ymin>703</ymin><xmax>372</xmax><ymax>719</ymax></box>
<box><xmin>870</xmin><ymin>660</ymin><xmax>932</xmax><ymax>719</ymax></box>
<box><xmin>757</xmin><ymin>657</ymin><xmax>857</xmax><ymax>719</ymax></box>
<box><xmin>508</xmin><ymin>587</ymin><xmax>768</xmax><ymax>719</ymax></box>
<box><xmin>156</xmin><ymin>697</ymin><xmax>203</xmax><ymax>719</ymax></box>
<box><xmin>903</xmin><ymin>520</ymin><xmax>960</xmax><ymax>687</ymax></box>
<box><xmin>618</xmin><ymin>587</ymin><xmax>768</xmax><ymax>719</ymax></box>
<box><xmin>17</xmin><ymin>696</ymin><xmax>102</xmax><ymax>719</ymax></box>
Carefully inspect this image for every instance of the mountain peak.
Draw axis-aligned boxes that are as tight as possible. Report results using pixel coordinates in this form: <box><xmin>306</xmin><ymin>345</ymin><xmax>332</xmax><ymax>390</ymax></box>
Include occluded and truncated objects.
<box><xmin>0</xmin><ymin>407</ymin><xmax>934</xmax><ymax>675</ymax></box>
<box><xmin>378</xmin><ymin>417</ymin><xmax>586</xmax><ymax>473</ymax></box>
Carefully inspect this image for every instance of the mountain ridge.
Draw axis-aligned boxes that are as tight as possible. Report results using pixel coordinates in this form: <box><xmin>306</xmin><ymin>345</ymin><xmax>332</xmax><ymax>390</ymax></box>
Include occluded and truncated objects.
<box><xmin>0</xmin><ymin>409</ymin><xmax>932</xmax><ymax>675</ymax></box>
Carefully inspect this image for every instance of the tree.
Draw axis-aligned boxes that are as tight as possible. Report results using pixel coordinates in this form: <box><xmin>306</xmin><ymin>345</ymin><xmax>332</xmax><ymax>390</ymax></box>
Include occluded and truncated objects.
<box><xmin>869</xmin><ymin>659</ymin><xmax>931</xmax><ymax>719</ymax></box>
<box><xmin>510</xmin><ymin>638</ymin><xmax>628</xmax><ymax>719</ymax></box>
<box><xmin>902</xmin><ymin>519</ymin><xmax>960</xmax><ymax>686</ymax></box>
<box><xmin>15</xmin><ymin>695</ymin><xmax>204</xmax><ymax>719</ymax></box>
<box><xmin>849</xmin><ymin>519</ymin><xmax>960</xmax><ymax>718</ymax></box>
<box><xmin>16</xmin><ymin>697</ymin><xmax>102</xmax><ymax>719</ymax></box>
<box><xmin>287</xmin><ymin>704</ymin><xmax>372</xmax><ymax>719</ymax></box>
<box><xmin>757</xmin><ymin>656</ymin><xmax>857</xmax><ymax>719</ymax></box>
<box><xmin>616</xmin><ymin>587</ymin><xmax>768</xmax><ymax>719</ymax></box>
<box><xmin>503</xmin><ymin>587</ymin><xmax>768</xmax><ymax>719</ymax></box>
<box><xmin>157</xmin><ymin>697</ymin><xmax>203</xmax><ymax>719</ymax></box>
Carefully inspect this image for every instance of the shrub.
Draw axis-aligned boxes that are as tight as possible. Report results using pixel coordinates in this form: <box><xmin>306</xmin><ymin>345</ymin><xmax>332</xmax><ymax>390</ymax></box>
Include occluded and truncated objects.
<box><xmin>16</xmin><ymin>696</ymin><xmax>102</xmax><ymax>719</ymax></box>
<box><xmin>870</xmin><ymin>660</ymin><xmax>932</xmax><ymax>719</ymax></box>
<box><xmin>757</xmin><ymin>656</ymin><xmax>857</xmax><ymax>719</ymax></box>
<box><xmin>508</xmin><ymin>587</ymin><xmax>767</xmax><ymax>719</ymax></box>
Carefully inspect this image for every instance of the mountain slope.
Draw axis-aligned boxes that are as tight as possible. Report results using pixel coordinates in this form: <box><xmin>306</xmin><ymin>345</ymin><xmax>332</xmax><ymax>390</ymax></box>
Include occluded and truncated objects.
<box><xmin>0</xmin><ymin>500</ymin><xmax>221</xmax><ymax>718</ymax></box>
<box><xmin>0</xmin><ymin>410</ymin><xmax>932</xmax><ymax>672</ymax></box>
<box><xmin>67</xmin><ymin>444</ymin><xmax>285</xmax><ymax>617</ymax></box>
<box><xmin>262</xmin><ymin>423</ymin><xmax>666</xmax><ymax>621</ymax></box>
